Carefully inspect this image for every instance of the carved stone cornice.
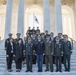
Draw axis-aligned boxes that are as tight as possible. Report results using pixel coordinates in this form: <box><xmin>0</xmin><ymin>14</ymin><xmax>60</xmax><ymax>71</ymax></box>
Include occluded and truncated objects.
<box><xmin>2</xmin><ymin>0</ymin><xmax>6</xmax><ymax>5</ymax></box>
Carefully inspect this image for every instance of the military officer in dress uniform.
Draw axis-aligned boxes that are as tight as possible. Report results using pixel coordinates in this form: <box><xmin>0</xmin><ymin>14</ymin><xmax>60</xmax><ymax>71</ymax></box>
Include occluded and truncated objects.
<box><xmin>32</xmin><ymin>27</ymin><xmax>36</xmax><ymax>34</ymax></box>
<box><xmin>31</xmin><ymin>34</ymin><xmax>37</xmax><ymax>44</ymax></box>
<box><xmin>35</xmin><ymin>35</ymin><xmax>45</xmax><ymax>72</ymax></box>
<box><xmin>5</xmin><ymin>33</ymin><xmax>13</xmax><ymax>51</ymax></box>
<box><xmin>25</xmin><ymin>37</ymin><xmax>35</xmax><ymax>72</ymax></box>
<box><xmin>44</xmin><ymin>30</ymin><xmax>49</xmax><ymax>38</ymax></box>
<box><xmin>36</xmin><ymin>27</ymin><xmax>40</xmax><ymax>37</ymax></box>
<box><xmin>54</xmin><ymin>36</ymin><xmax>63</xmax><ymax>72</ymax></box>
<box><xmin>58</xmin><ymin>33</ymin><xmax>64</xmax><ymax>64</ymax></box>
<box><xmin>15</xmin><ymin>33</ymin><xmax>24</xmax><ymax>72</ymax></box>
<box><xmin>58</xmin><ymin>33</ymin><xmax>64</xmax><ymax>42</ymax></box>
<box><xmin>27</xmin><ymin>27</ymin><xmax>32</xmax><ymax>36</ymax></box>
<box><xmin>44</xmin><ymin>34</ymin><xmax>54</xmax><ymax>72</ymax></box>
<box><xmin>15</xmin><ymin>33</ymin><xmax>23</xmax><ymax>45</ymax></box>
<box><xmin>63</xmin><ymin>35</ymin><xmax>72</xmax><ymax>72</ymax></box>
<box><xmin>6</xmin><ymin>38</ymin><xmax>15</xmax><ymax>72</ymax></box>
<box><xmin>36</xmin><ymin>27</ymin><xmax>40</xmax><ymax>34</ymax></box>
<box><xmin>41</xmin><ymin>33</ymin><xmax>46</xmax><ymax>42</ymax></box>
<box><xmin>15</xmin><ymin>39</ymin><xmax>24</xmax><ymax>72</ymax></box>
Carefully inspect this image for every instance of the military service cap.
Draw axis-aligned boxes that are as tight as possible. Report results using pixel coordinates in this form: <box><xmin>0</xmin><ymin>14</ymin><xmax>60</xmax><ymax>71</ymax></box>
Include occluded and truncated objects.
<box><xmin>16</xmin><ymin>33</ymin><xmax>21</xmax><ymax>36</ymax></box>
<box><xmin>8</xmin><ymin>33</ymin><xmax>12</xmax><ymax>36</ymax></box>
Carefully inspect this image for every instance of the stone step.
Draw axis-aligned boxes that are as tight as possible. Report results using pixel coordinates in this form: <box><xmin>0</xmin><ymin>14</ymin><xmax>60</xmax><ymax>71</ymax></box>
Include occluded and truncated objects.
<box><xmin>0</xmin><ymin>65</ymin><xmax>76</xmax><ymax>71</ymax></box>
<box><xmin>0</xmin><ymin>64</ymin><xmax>76</xmax><ymax>68</ymax></box>
<box><xmin>0</xmin><ymin>68</ymin><xmax>76</xmax><ymax>75</ymax></box>
<box><xmin>0</xmin><ymin>72</ymin><xmax>76</xmax><ymax>75</ymax></box>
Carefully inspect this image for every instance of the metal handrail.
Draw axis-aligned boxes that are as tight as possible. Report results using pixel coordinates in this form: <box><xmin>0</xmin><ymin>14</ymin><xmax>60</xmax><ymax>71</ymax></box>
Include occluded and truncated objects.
<box><xmin>68</xmin><ymin>37</ymin><xmax>76</xmax><ymax>42</ymax></box>
<box><xmin>68</xmin><ymin>37</ymin><xmax>76</xmax><ymax>50</ymax></box>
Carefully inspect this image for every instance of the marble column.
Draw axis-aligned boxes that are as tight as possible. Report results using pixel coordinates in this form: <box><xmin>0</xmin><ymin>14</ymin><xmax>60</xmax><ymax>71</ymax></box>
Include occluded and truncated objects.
<box><xmin>55</xmin><ymin>0</ymin><xmax>63</xmax><ymax>34</ymax></box>
<box><xmin>4</xmin><ymin>0</ymin><xmax>13</xmax><ymax>39</ymax></box>
<box><xmin>11</xmin><ymin>0</ymin><xmax>18</xmax><ymax>38</ymax></box>
<box><xmin>17</xmin><ymin>0</ymin><xmax>24</xmax><ymax>38</ymax></box>
<box><xmin>74</xmin><ymin>0</ymin><xmax>76</xmax><ymax>39</ymax></box>
<box><xmin>43</xmin><ymin>0</ymin><xmax>51</xmax><ymax>33</ymax></box>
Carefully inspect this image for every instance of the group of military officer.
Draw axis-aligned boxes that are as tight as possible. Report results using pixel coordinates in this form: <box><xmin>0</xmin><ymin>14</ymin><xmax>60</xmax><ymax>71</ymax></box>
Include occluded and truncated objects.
<box><xmin>5</xmin><ymin>27</ymin><xmax>72</xmax><ymax>72</ymax></box>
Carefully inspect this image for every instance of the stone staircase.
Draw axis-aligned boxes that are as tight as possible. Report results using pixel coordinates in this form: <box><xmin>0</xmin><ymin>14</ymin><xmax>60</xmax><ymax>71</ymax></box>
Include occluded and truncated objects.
<box><xmin>0</xmin><ymin>41</ymin><xmax>76</xmax><ymax>75</ymax></box>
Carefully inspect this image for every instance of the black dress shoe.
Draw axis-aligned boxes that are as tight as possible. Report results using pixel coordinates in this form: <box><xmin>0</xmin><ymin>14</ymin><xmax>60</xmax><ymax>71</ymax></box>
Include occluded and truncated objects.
<box><xmin>18</xmin><ymin>69</ymin><xmax>21</xmax><ymax>72</ymax></box>
<box><xmin>65</xmin><ymin>69</ymin><xmax>67</xmax><ymax>71</ymax></box>
<box><xmin>38</xmin><ymin>70</ymin><xmax>41</xmax><ymax>72</ymax></box>
<box><xmin>38</xmin><ymin>70</ymin><xmax>40</xmax><ymax>72</ymax></box>
<box><xmin>51</xmin><ymin>70</ymin><xmax>53</xmax><ymax>72</ymax></box>
<box><xmin>45</xmin><ymin>69</ymin><xmax>49</xmax><ymax>72</ymax></box>
<box><xmin>16</xmin><ymin>69</ymin><xmax>20</xmax><ymax>72</ymax></box>
<box><xmin>25</xmin><ymin>70</ymin><xmax>29</xmax><ymax>72</ymax></box>
<box><xmin>56</xmin><ymin>70</ymin><xmax>58</xmax><ymax>72</ymax></box>
<box><xmin>60</xmin><ymin>70</ymin><xmax>62</xmax><ymax>72</ymax></box>
<box><xmin>40</xmin><ymin>70</ymin><xmax>42</xmax><ymax>72</ymax></box>
<box><xmin>68</xmin><ymin>69</ymin><xmax>70</xmax><ymax>72</ymax></box>
<box><xmin>8</xmin><ymin>69</ymin><xmax>12</xmax><ymax>72</ymax></box>
<box><xmin>16</xmin><ymin>70</ymin><xmax>18</xmax><ymax>72</ymax></box>
<box><xmin>30</xmin><ymin>70</ymin><xmax>33</xmax><ymax>72</ymax></box>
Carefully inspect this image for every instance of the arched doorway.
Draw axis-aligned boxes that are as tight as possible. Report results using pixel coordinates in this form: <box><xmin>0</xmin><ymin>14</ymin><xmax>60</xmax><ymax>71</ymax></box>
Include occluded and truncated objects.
<box><xmin>24</xmin><ymin>5</ymin><xmax>43</xmax><ymax>35</ymax></box>
<box><xmin>62</xmin><ymin>5</ymin><xmax>75</xmax><ymax>39</ymax></box>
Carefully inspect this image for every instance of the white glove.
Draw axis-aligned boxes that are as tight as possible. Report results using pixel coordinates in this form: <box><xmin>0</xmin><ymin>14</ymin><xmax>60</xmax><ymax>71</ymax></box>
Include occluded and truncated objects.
<box><xmin>13</xmin><ymin>55</ymin><xmax>15</xmax><ymax>57</ymax></box>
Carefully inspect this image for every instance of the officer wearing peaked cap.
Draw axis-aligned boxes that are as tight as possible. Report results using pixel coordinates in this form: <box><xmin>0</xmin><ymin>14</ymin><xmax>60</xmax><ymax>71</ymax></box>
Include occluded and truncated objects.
<box><xmin>54</xmin><ymin>36</ymin><xmax>63</xmax><ymax>72</ymax></box>
<box><xmin>15</xmin><ymin>33</ymin><xmax>24</xmax><ymax>72</ymax></box>
<box><xmin>63</xmin><ymin>35</ymin><xmax>72</xmax><ymax>72</ymax></box>
<box><xmin>5</xmin><ymin>33</ymin><xmax>13</xmax><ymax>51</ymax></box>
<box><xmin>15</xmin><ymin>33</ymin><xmax>23</xmax><ymax>45</ymax></box>
<box><xmin>25</xmin><ymin>36</ymin><xmax>35</xmax><ymax>72</ymax></box>
<box><xmin>5</xmin><ymin>33</ymin><xmax>15</xmax><ymax>72</ymax></box>
<box><xmin>44</xmin><ymin>34</ymin><xmax>54</xmax><ymax>72</ymax></box>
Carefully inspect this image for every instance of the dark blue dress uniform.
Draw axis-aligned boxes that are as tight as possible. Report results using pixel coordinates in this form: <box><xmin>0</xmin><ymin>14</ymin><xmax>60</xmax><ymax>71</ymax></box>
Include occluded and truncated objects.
<box><xmin>5</xmin><ymin>33</ymin><xmax>13</xmax><ymax>51</ymax></box>
<box><xmin>27</xmin><ymin>29</ymin><xmax>32</xmax><ymax>36</ymax></box>
<box><xmin>5</xmin><ymin>38</ymin><xmax>13</xmax><ymax>50</ymax></box>
<box><xmin>54</xmin><ymin>42</ymin><xmax>63</xmax><ymax>72</ymax></box>
<box><xmin>15</xmin><ymin>38</ymin><xmax>24</xmax><ymax>71</ymax></box>
<box><xmin>15</xmin><ymin>38</ymin><xmax>23</xmax><ymax>45</ymax></box>
<box><xmin>6</xmin><ymin>40</ymin><xmax>15</xmax><ymax>71</ymax></box>
<box><xmin>35</xmin><ymin>40</ymin><xmax>45</xmax><ymax>72</ymax></box>
<box><xmin>63</xmin><ymin>40</ymin><xmax>72</xmax><ymax>71</ymax></box>
<box><xmin>25</xmin><ymin>41</ymin><xmax>35</xmax><ymax>72</ymax></box>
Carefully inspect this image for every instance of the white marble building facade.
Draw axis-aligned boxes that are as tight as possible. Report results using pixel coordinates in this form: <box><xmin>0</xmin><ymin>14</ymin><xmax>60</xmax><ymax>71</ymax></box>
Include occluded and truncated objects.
<box><xmin>0</xmin><ymin>0</ymin><xmax>76</xmax><ymax>40</ymax></box>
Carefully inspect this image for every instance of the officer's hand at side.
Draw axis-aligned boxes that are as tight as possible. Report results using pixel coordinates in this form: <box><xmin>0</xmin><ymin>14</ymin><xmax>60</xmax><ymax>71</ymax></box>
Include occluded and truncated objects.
<box><xmin>6</xmin><ymin>55</ymin><xmax>9</xmax><ymax>57</ymax></box>
<box><xmin>51</xmin><ymin>53</ymin><xmax>53</xmax><ymax>55</ymax></box>
<box><xmin>70</xmin><ymin>50</ymin><xmax>72</xmax><ymax>54</ymax></box>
